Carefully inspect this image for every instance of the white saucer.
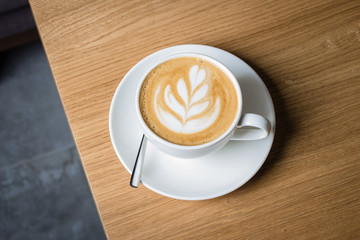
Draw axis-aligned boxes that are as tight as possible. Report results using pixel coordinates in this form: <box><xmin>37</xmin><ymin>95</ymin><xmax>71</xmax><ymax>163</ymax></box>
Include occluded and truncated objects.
<box><xmin>109</xmin><ymin>45</ymin><xmax>275</xmax><ymax>200</ymax></box>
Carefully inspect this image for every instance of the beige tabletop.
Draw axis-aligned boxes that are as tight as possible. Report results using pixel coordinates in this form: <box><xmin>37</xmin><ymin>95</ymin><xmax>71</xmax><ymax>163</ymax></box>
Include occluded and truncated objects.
<box><xmin>29</xmin><ymin>0</ymin><xmax>360</xmax><ymax>239</ymax></box>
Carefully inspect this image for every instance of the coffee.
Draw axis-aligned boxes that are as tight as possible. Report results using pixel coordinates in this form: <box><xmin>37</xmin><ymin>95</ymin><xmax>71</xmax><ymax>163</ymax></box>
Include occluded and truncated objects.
<box><xmin>139</xmin><ymin>57</ymin><xmax>238</xmax><ymax>146</ymax></box>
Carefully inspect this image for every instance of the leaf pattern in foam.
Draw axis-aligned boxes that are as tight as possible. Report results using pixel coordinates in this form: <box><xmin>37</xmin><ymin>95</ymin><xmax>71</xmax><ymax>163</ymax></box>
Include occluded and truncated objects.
<box><xmin>183</xmin><ymin>98</ymin><xmax>220</xmax><ymax>134</ymax></box>
<box><xmin>189</xmin><ymin>65</ymin><xmax>206</xmax><ymax>92</ymax></box>
<box><xmin>158</xmin><ymin>106</ymin><xmax>183</xmax><ymax>130</ymax></box>
<box><xmin>154</xmin><ymin>65</ymin><xmax>220</xmax><ymax>134</ymax></box>
<box><xmin>177</xmin><ymin>78</ymin><xmax>188</xmax><ymax>106</ymax></box>
<box><xmin>190</xmin><ymin>84</ymin><xmax>208</xmax><ymax>106</ymax></box>
<box><xmin>164</xmin><ymin>85</ymin><xmax>185</xmax><ymax>121</ymax></box>
<box><xmin>154</xmin><ymin>87</ymin><xmax>183</xmax><ymax>130</ymax></box>
<box><xmin>187</xmin><ymin>101</ymin><xmax>209</xmax><ymax>119</ymax></box>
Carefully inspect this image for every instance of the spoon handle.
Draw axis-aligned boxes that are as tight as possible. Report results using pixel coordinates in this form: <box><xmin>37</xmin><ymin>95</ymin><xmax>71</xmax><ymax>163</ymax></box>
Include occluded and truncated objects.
<box><xmin>130</xmin><ymin>135</ymin><xmax>147</xmax><ymax>188</ymax></box>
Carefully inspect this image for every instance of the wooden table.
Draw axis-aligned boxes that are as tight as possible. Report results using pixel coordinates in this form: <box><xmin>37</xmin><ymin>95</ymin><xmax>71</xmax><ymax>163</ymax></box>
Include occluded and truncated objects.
<box><xmin>29</xmin><ymin>0</ymin><xmax>360</xmax><ymax>239</ymax></box>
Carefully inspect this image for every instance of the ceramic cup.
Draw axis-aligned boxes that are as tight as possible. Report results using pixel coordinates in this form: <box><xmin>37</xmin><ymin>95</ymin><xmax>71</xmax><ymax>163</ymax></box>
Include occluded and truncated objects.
<box><xmin>135</xmin><ymin>53</ymin><xmax>271</xmax><ymax>158</ymax></box>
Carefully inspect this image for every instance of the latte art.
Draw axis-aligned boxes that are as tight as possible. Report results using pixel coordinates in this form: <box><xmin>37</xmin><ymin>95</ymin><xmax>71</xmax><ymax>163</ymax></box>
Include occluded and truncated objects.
<box><xmin>139</xmin><ymin>57</ymin><xmax>238</xmax><ymax>146</ymax></box>
<box><xmin>154</xmin><ymin>65</ymin><xmax>220</xmax><ymax>134</ymax></box>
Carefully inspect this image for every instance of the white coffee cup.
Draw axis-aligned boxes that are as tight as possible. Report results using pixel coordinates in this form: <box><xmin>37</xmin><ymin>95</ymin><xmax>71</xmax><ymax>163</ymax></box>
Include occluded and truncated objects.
<box><xmin>135</xmin><ymin>53</ymin><xmax>271</xmax><ymax>158</ymax></box>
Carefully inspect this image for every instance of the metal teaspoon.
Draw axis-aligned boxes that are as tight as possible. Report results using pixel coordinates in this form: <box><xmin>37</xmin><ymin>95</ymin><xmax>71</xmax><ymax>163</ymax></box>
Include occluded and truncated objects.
<box><xmin>130</xmin><ymin>134</ymin><xmax>147</xmax><ymax>188</ymax></box>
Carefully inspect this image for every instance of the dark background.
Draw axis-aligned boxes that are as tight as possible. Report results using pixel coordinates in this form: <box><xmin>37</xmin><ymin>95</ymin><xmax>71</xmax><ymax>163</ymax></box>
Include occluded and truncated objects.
<box><xmin>0</xmin><ymin>1</ymin><xmax>106</xmax><ymax>239</ymax></box>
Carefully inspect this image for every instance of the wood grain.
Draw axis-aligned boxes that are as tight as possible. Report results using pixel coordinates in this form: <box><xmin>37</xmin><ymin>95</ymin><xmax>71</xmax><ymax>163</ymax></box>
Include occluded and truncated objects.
<box><xmin>29</xmin><ymin>0</ymin><xmax>360</xmax><ymax>239</ymax></box>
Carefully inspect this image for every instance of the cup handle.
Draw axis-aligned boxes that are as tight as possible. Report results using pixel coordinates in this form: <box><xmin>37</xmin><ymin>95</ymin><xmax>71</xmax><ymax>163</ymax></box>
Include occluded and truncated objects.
<box><xmin>231</xmin><ymin>113</ymin><xmax>271</xmax><ymax>140</ymax></box>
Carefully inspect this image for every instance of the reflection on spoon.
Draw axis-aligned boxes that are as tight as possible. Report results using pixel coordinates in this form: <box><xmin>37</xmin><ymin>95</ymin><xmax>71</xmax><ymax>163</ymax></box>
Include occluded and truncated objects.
<box><xmin>130</xmin><ymin>134</ymin><xmax>147</xmax><ymax>188</ymax></box>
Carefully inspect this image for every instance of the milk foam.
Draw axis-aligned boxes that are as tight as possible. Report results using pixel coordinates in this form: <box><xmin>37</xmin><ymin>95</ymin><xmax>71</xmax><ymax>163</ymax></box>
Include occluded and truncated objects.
<box><xmin>154</xmin><ymin>65</ymin><xmax>220</xmax><ymax>134</ymax></box>
<box><xmin>139</xmin><ymin>57</ymin><xmax>238</xmax><ymax>146</ymax></box>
